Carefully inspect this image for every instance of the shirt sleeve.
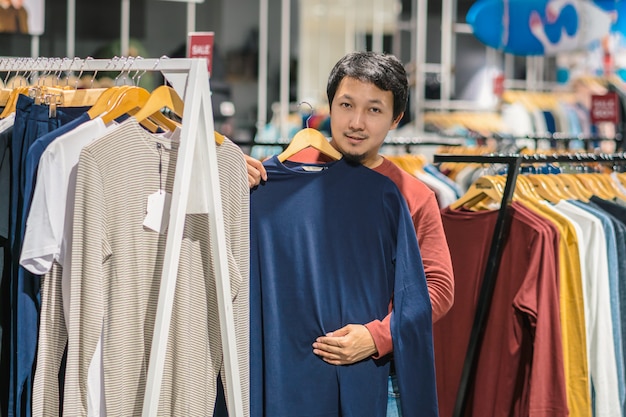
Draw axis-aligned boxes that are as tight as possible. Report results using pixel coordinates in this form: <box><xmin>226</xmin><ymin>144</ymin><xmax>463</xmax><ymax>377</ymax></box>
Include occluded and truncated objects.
<box><xmin>20</xmin><ymin>149</ymin><xmax>63</xmax><ymax>274</ymax></box>
<box><xmin>64</xmin><ymin>148</ymin><xmax>109</xmax><ymax>416</ymax></box>
<box><xmin>388</xmin><ymin>180</ymin><xmax>438</xmax><ymax>416</ymax></box>
<box><xmin>417</xmin><ymin>192</ymin><xmax>454</xmax><ymax>322</ymax></box>
<box><xmin>364</xmin><ymin>308</ymin><xmax>392</xmax><ymax>358</ymax></box>
<box><xmin>365</xmin><ymin>189</ymin><xmax>454</xmax><ymax>357</ymax></box>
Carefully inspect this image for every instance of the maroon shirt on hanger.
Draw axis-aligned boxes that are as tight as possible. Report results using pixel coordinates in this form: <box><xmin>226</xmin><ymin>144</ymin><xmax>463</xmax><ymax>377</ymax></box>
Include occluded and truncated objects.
<box><xmin>435</xmin><ymin>202</ymin><xmax>567</xmax><ymax>417</ymax></box>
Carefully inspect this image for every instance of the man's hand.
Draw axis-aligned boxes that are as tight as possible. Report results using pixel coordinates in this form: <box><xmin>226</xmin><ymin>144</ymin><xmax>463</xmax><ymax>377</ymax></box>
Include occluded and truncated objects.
<box><xmin>245</xmin><ymin>154</ymin><xmax>267</xmax><ymax>188</ymax></box>
<box><xmin>312</xmin><ymin>324</ymin><xmax>377</xmax><ymax>365</ymax></box>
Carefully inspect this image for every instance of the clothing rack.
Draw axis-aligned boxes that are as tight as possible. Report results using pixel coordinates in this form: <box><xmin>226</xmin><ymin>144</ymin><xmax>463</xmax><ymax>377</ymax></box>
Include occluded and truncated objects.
<box><xmin>518</xmin><ymin>133</ymin><xmax>624</xmax><ymax>151</ymax></box>
<box><xmin>265</xmin><ymin>136</ymin><xmax>465</xmax><ymax>155</ymax></box>
<box><xmin>0</xmin><ymin>56</ymin><xmax>244</xmax><ymax>417</ymax></box>
<box><xmin>384</xmin><ymin>136</ymin><xmax>466</xmax><ymax>146</ymax></box>
<box><xmin>383</xmin><ymin>136</ymin><xmax>465</xmax><ymax>154</ymax></box>
<box><xmin>432</xmin><ymin>151</ymin><xmax>626</xmax><ymax>417</ymax></box>
<box><xmin>430</xmin><ymin>131</ymin><xmax>624</xmax><ymax>151</ymax></box>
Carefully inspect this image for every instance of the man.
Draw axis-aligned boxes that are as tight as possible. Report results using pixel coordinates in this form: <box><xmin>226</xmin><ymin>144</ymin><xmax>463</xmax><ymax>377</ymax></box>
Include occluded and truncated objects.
<box><xmin>247</xmin><ymin>51</ymin><xmax>454</xmax><ymax>416</ymax></box>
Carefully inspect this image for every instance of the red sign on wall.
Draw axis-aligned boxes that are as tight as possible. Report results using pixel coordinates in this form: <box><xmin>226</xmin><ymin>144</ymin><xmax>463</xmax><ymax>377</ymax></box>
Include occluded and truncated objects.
<box><xmin>591</xmin><ymin>92</ymin><xmax>620</xmax><ymax>125</ymax></box>
<box><xmin>492</xmin><ymin>73</ymin><xmax>505</xmax><ymax>97</ymax></box>
<box><xmin>187</xmin><ymin>31</ymin><xmax>214</xmax><ymax>74</ymax></box>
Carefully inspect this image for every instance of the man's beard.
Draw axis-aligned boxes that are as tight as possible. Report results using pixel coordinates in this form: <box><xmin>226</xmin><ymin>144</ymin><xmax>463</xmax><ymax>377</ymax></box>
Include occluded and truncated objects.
<box><xmin>339</xmin><ymin>150</ymin><xmax>365</xmax><ymax>166</ymax></box>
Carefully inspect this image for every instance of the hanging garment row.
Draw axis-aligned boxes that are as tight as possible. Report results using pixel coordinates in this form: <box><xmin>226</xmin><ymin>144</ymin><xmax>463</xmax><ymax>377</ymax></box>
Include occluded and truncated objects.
<box><xmin>0</xmin><ymin>57</ymin><xmax>249</xmax><ymax>417</ymax></box>
<box><xmin>382</xmin><ymin>154</ymin><xmax>463</xmax><ymax>209</ymax></box>
<box><xmin>422</xmin><ymin>75</ymin><xmax>626</xmax><ymax>154</ymax></box>
<box><xmin>431</xmin><ymin>152</ymin><xmax>626</xmax><ymax>417</ymax></box>
<box><xmin>435</xmin><ymin>144</ymin><xmax>626</xmax><ymax>197</ymax></box>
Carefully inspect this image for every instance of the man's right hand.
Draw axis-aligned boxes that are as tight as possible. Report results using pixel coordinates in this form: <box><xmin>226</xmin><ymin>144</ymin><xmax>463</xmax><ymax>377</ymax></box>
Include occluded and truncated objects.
<box><xmin>245</xmin><ymin>154</ymin><xmax>267</xmax><ymax>188</ymax></box>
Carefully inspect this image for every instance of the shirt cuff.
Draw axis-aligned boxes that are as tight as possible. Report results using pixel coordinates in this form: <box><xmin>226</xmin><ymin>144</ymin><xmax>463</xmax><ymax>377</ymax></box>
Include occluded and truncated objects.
<box><xmin>364</xmin><ymin>314</ymin><xmax>393</xmax><ymax>359</ymax></box>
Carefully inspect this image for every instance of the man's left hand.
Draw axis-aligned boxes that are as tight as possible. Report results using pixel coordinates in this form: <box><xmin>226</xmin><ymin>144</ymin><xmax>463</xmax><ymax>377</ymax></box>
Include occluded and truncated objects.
<box><xmin>312</xmin><ymin>324</ymin><xmax>377</xmax><ymax>365</ymax></box>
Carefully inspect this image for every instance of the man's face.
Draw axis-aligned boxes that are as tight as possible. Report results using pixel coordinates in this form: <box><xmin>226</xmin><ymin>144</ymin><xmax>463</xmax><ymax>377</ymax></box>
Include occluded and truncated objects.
<box><xmin>329</xmin><ymin>77</ymin><xmax>402</xmax><ymax>168</ymax></box>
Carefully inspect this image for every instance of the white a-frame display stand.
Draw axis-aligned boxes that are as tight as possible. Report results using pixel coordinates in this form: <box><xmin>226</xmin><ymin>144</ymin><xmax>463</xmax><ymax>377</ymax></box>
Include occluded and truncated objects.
<box><xmin>0</xmin><ymin>56</ymin><xmax>243</xmax><ymax>417</ymax></box>
<box><xmin>141</xmin><ymin>57</ymin><xmax>244</xmax><ymax>417</ymax></box>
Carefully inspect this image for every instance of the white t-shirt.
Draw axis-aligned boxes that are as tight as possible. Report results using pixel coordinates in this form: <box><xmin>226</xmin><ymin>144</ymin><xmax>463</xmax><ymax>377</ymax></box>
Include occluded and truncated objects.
<box><xmin>20</xmin><ymin>117</ymin><xmax>117</xmax><ymax>417</ymax></box>
<box><xmin>21</xmin><ymin>118</ymin><xmax>114</xmax><ymax>272</ymax></box>
<box><xmin>555</xmin><ymin>200</ymin><xmax>621</xmax><ymax>417</ymax></box>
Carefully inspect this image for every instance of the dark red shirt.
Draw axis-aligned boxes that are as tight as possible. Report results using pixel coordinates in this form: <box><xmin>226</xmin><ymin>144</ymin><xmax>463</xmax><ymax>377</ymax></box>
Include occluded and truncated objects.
<box><xmin>436</xmin><ymin>202</ymin><xmax>567</xmax><ymax>417</ymax></box>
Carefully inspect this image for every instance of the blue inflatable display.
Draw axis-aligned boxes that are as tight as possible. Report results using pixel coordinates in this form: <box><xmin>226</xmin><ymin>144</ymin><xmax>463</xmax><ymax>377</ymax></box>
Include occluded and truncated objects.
<box><xmin>467</xmin><ymin>0</ymin><xmax>613</xmax><ymax>56</ymax></box>
<box><xmin>594</xmin><ymin>0</ymin><xmax>626</xmax><ymax>37</ymax></box>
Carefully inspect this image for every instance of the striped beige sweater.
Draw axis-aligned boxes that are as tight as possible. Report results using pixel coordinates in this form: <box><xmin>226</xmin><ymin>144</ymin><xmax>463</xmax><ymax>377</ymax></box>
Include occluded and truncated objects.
<box><xmin>47</xmin><ymin>118</ymin><xmax>250</xmax><ymax>417</ymax></box>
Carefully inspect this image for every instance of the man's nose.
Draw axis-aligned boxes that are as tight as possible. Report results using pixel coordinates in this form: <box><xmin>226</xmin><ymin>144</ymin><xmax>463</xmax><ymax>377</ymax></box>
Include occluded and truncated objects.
<box><xmin>349</xmin><ymin>111</ymin><xmax>365</xmax><ymax>130</ymax></box>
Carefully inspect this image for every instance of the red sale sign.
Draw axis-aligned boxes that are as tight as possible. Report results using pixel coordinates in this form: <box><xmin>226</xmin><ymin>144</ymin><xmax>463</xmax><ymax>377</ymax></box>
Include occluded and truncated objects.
<box><xmin>187</xmin><ymin>31</ymin><xmax>214</xmax><ymax>74</ymax></box>
<box><xmin>492</xmin><ymin>73</ymin><xmax>505</xmax><ymax>97</ymax></box>
<box><xmin>590</xmin><ymin>92</ymin><xmax>620</xmax><ymax>125</ymax></box>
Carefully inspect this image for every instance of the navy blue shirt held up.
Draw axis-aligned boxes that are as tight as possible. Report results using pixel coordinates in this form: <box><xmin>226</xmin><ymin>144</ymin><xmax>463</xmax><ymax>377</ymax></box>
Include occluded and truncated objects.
<box><xmin>250</xmin><ymin>156</ymin><xmax>438</xmax><ymax>417</ymax></box>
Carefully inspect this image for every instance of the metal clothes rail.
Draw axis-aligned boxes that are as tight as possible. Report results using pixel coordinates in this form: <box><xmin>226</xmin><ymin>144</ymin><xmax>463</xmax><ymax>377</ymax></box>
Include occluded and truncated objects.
<box><xmin>432</xmin><ymin>152</ymin><xmax>626</xmax><ymax>417</ymax></box>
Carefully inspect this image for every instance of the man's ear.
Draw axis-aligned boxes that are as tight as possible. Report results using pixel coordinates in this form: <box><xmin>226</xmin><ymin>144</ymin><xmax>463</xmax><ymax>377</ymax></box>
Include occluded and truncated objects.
<box><xmin>390</xmin><ymin>112</ymin><xmax>404</xmax><ymax>130</ymax></box>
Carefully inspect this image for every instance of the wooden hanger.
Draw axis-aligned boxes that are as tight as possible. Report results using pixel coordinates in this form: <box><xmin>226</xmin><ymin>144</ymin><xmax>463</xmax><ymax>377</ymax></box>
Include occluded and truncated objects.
<box><xmin>83</xmin><ymin>86</ymin><xmax>156</xmax><ymax>132</ymax></box>
<box><xmin>125</xmin><ymin>107</ymin><xmax>162</xmax><ymax>133</ymax></box>
<box><xmin>132</xmin><ymin>85</ymin><xmax>183</xmax><ymax>124</ymax></box>
<box><xmin>58</xmin><ymin>87</ymin><xmax>108</xmax><ymax>108</ymax></box>
<box><xmin>27</xmin><ymin>85</ymin><xmax>108</xmax><ymax>109</ymax></box>
<box><xmin>541</xmin><ymin>174</ymin><xmax>578</xmax><ymax>200</ymax></box>
<box><xmin>557</xmin><ymin>173</ymin><xmax>591</xmax><ymax>202</ymax></box>
<box><xmin>515</xmin><ymin>175</ymin><xmax>543</xmax><ymax>204</ymax></box>
<box><xmin>108</xmin><ymin>87</ymin><xmax>177</xmax><ymax>133</ymax></box>
<box><xmin>100</xmin><ymin>86</ymin><xmax>151</xmax><ymax>124</ymax></box>
<box><xmin>277</xmin><ymin>128</ymin><xmax>342</xmax><ymax>162</ymax></box>
<box><xmin>144</xmin><ymin>110</ymin><xmax>180</xmax><ymax>133</ymax></box>
<box><xmin>130</xmin><ymin>85</ymin><xmax>213</xmax><ymax>141</ymax></box>
<box><xmin>214</xmin><ymin>131</ymin><xmax>226</xmax><ymax>145</ymax></box>
<box><xmin>525</xmin><ymin>174</ymin><xmax>562</xmax><ymax>204</ymax></box>
<box><xmin>615</xmin><ymin>172</ymin><xmax>626</xmax><ymax>191</ymax></box>
<box><xmin>547</xmin><ymin>174</ymin><xmax>579</xmax><ymax>201</ymax></box>
<box><xmin>0</xmin><ymin>86</ymin><xmax>30</xmax><ymax>118</ymax></box>
<box><xmin>144</xmin><ymin>114</ymin><xmax>226</xmax><ymax>145</ymax></box>
<box><xmin>87</xmin><ymin>85</ymin><xmax>127</xmax><ymax>119</ymax></box>
<box><xmin>596</xmin><ymin>172</ymin><xmax>626</xmax><ymax>201</ymax></box>
<box><xmin>538</xmin><ymin>173</ymin><xmax>573</xmax><ymax>200</ymax></box>
<box><xmin>0</xmin><ymin>88</ymin><xmax>11</xmax><ymax>106</ymax></box>
<box><xmin>576</xmin><ymin>173</ymin><xmax>614</xmax><ymax>199</ymax></box>
<box><xmin>488</xmin><ymin>174</ymin><xmax>541</xmax><ymax>205</ymax></box>
<box><xmin>449</xmin><ymin>175</ymin><xmax>504</xmax><ymax>210</ymax></box>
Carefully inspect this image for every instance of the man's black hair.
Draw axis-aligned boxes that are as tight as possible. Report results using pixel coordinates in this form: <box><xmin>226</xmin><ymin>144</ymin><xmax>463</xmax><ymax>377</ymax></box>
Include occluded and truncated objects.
<box><xmin>326</xmin><ymin>51</ymin><xmax>409</xmax><ymax>120</ymax></box>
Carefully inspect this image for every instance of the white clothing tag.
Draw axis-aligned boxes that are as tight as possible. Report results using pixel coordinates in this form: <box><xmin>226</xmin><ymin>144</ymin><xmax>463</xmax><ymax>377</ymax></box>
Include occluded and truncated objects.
<box><xmin>143</xmin><ymin>190</ymin><xmax>172</xmax><ymax>234</ymax></box>
<box><xmin>301</xmin><ymin>165</ymin><xmax>325</xmax><ymax>172</ymax></box>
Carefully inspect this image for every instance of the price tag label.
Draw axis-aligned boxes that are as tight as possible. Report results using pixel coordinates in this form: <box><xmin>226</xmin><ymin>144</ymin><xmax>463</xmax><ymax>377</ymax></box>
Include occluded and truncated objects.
<box><xmin>143</xmin><ymin>190</ymin><xmax>172</xmax><ymax>234</ymax></box>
